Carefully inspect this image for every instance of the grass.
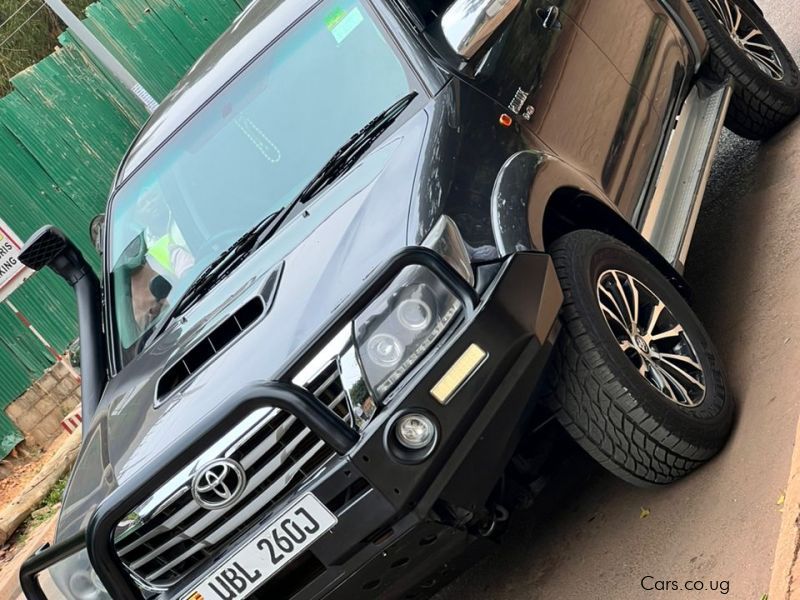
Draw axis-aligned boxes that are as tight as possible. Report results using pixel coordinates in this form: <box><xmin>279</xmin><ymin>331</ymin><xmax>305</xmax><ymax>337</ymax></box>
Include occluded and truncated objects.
<box><xmin>0</xmin><ymin>0</ymin><xmax>94</xmax><ymax>96</ymax></box>
<box><xmin>13</xmin><ymin>473</ymin><xmax>68</xmax><ymax>544</ymax></box>
<box><xmin>41</xmin><ymin>474</ymin><xmax>66</xmax><ymax>507</ymax></box>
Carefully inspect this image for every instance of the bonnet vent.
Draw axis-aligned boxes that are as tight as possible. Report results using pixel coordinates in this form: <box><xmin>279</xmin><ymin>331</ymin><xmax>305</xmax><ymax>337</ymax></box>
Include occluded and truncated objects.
<box><xmin>156</xmin><ymin>297</ymin><xmax>264</xmax><ymax>401</ymax></box>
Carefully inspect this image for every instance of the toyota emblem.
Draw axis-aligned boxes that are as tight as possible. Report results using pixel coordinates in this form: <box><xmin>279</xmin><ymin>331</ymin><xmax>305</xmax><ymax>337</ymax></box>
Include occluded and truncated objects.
<box><xmin>191</xmin><ymin>458</ymin><xmax>247</xmax><ymax>510</ymax></box>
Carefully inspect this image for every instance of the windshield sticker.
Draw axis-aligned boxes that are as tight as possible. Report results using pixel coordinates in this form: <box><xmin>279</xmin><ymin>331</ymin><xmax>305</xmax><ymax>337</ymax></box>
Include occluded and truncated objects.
<box><xmin>326</xmin><ymin>7</ymin><xmax>364</xmax><ymax>44</ymax></box>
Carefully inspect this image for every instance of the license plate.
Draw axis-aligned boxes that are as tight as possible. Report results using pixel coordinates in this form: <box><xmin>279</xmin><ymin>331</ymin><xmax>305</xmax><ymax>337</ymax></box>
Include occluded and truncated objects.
<box><xmin>185</xmin><ymin>494</ymin><xmax>337</xmax><ymax>600</ymax></box>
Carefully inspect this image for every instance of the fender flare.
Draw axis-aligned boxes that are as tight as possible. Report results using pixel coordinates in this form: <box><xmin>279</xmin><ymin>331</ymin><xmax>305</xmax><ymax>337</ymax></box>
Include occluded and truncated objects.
<box><xmin>491</xmin><ymin>150</ymin><xmax>609</xmax><ymax>253</ymax></box>
<box><xmin>490</xmin><ymin>150</ymin><xmax>690</xmax><ymax>295</ymax></box>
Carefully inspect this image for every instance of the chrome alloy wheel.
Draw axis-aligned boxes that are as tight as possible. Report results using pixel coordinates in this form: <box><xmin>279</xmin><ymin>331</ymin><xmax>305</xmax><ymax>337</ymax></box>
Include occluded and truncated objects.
<box><xmin>708</xmin><ymin>0</ymin><xmax>785</xmax><ymax>80</ymax></box>
<box><xmin>596</xmin><ymin>270</ymin><xmax>706</xmax><ymax>408</ymax></box>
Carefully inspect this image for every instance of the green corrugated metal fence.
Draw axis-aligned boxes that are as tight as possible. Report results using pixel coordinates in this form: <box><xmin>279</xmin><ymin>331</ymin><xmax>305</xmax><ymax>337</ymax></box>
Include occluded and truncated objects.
<box><xmin>0</xmin><ymin>0</ymin><xmax>247</xmax><ymax>456</ymax></box>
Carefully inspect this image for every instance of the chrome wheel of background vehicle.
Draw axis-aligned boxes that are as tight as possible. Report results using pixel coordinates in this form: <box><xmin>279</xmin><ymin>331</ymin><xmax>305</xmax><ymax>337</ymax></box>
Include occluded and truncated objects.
<box><xmin>596</xmin><ymin>270</ymin><xmax>706</xmax><ymax>408</ymax></box>
<box><xmin>686</xmin><ymin>0</ymin><xmax>800</xmax><ymax>139</ymax></box>
<box><xmin>707</xmin><ymin>0</ymin><xmax>784</xmax><ymax>80</ymax></box>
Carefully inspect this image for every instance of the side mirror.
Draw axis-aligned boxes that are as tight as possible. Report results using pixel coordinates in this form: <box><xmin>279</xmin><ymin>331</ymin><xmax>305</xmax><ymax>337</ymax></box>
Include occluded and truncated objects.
<box><xmin>89</xmin><ymin>213</ymin><xmax>105</xmax><ymax>254</ymax></box>
<box><xmin>68</xmin><ymin>339</ymin><xmax>81</xmax><ymax>371</ymax></box>
<box><xmin>441</xmin><ymin>0</ymin><xmax>521</xmax><ymax>60</ymax></box>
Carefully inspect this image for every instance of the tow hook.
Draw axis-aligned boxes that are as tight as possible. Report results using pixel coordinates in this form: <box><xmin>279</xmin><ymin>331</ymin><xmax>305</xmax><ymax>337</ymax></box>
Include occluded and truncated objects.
<box><xmin>477</xmin><ymin>505</ymin><xmax>510</xmax><ymax>538</ymax></box>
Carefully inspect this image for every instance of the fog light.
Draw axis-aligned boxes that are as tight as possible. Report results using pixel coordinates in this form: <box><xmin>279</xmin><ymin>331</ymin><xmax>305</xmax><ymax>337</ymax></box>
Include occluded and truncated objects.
<box><xmin>395</xmin><ymin>413</ymin><xmax>436</xmax><ymax>450</ymax></box>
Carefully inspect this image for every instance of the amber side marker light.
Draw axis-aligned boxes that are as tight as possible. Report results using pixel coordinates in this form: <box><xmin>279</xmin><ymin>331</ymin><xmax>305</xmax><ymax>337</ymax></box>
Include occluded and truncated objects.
<box><xmin>430</xmin><ymin>343</ymin><xmax>488</xmax><ymax>405</ymax></box>
<box><xmin>499</xmin><ymin>113</ymin><xmax>513</xmax><ymax>127</ymax></box>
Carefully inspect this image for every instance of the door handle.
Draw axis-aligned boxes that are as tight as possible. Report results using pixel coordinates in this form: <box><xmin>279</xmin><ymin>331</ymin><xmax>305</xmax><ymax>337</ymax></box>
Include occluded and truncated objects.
<box><xmin>536</xmin><ymin>5</ymin><xmax>562</xmax><ymax>30</ymax></box>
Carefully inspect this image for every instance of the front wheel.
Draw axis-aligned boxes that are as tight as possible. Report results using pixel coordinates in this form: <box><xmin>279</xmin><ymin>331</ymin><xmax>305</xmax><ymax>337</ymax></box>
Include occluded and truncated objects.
<box><xmin>545</xmin><ymin>231</ymin><xmax>734</xmax><ymax>486</ymax></box>
<box><xmin>687</xmin><ymin>0</ymin><xmax>800</xmax><ymax>139</ymax></box>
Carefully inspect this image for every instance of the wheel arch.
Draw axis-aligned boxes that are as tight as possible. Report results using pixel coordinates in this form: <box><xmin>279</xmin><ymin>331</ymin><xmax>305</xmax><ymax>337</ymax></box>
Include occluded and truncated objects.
<box><xmin>541</xmin><ymin>188</ymin><xmax>690</xmax><ymax>297</ymax></box>
<box><xmin>490</xmin><ymin>150</ymin><xmax>689</xmax><ymax>296</ymax></box>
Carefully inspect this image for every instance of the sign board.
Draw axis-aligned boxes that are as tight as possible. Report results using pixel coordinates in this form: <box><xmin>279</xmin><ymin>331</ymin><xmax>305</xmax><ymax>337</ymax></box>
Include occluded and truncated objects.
<box><xmin>0</xmin><ymin>218</ymin><xmax>32</xmax><ymax>301</ymax></box>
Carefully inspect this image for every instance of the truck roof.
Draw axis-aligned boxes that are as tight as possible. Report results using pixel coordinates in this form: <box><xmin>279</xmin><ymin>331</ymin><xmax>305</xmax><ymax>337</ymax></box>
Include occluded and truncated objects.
<box><xmin>116</xmin><ymin>0</ymin><xmax>317</xmax><ymax>186</ymax></box>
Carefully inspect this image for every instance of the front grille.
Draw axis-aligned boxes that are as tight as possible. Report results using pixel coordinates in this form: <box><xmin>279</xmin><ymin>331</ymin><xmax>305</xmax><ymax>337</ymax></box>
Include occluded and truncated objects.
<box><xmin>114</xmin><ymin>363</ymin><xmax>351</xmax><ymax>589</ymax></box>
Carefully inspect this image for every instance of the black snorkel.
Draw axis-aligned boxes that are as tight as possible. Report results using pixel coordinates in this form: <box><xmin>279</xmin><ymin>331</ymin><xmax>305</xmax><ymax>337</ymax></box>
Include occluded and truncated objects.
<box><xmin>19</xmin><ymin>226</ymin><xmax>108</xmax><ymax>431</ymax></box>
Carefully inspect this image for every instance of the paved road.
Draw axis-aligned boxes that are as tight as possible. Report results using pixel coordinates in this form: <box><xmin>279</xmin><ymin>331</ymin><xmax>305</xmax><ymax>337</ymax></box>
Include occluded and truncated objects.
<box><xmin>435</xmin><ymin>2</ymin><xmax>800</xmax><ymax>599</ymax></box>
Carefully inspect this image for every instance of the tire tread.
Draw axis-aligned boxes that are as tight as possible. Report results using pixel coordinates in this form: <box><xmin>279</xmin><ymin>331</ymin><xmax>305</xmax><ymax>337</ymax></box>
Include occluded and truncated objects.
<box><xmin>545</xmin><ymin>231</ymin><xmax>729</xmax><ymax>486</ymax></box>
<box><xmin>686</xmin><ymin>0</ymin><xmax>800</xmax><ymax>139</ymax></box>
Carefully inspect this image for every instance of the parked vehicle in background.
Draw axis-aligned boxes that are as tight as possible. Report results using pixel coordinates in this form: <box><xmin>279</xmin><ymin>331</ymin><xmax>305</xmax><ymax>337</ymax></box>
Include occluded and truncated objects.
<box><xmin>16</xmin><ymin>0</ymin><xmax>800</xmax><ymax>599</ymax></box>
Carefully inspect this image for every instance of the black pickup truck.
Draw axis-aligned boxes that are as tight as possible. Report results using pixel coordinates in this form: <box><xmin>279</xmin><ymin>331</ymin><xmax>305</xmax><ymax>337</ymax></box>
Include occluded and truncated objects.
<box><xmin>17</xmin><ymin>0</ymin><xmax>799</xmax><ymax>598</ymax></box>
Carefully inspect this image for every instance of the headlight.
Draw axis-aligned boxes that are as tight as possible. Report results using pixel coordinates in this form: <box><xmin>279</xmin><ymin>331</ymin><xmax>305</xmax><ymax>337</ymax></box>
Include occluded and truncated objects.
<box><xmin>366</xmin><ymin>332</ymin><xmax>405</xmax><ymax>367</ymax></box>
<box><xmin>355</xmin><ymin>266</ymin><xmax>462</xmax><ymax>400</ymax></box>
<box><xmin>46</xmin><ymin>549</ymin><xmax>111</xmax><ymax>600</ymax></box>
<box><xmin>354</xmin><ymin>216</ymin><xmax>473</xmax><ymax>401</ymax></box>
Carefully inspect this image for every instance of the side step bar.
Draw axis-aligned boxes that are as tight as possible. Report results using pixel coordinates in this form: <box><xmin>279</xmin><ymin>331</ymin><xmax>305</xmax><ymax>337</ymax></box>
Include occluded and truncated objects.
<box><xmin>639</xmin><ymin>79</ymin><xmax>733</xmax><ymax>272</ymax></box>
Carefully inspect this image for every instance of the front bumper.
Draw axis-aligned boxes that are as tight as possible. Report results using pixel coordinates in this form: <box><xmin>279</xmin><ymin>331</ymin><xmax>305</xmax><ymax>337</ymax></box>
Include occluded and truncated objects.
<box><xmin>21</xmin><ymin>249</ymin><xmax>563</xmax><ymax>600</ymax></box>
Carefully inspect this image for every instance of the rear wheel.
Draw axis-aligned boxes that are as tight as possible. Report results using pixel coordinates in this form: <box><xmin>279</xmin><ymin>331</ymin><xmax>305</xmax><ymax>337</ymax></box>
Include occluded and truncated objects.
<box><xmin>687</xmin><ymin>0</ymin><xmax>800</xmax><ymax>139</ymax></box>
<box><xmin>545</xmin><ymin>231</ymin><xmax>733</xmax><ymax>486</ymax></box>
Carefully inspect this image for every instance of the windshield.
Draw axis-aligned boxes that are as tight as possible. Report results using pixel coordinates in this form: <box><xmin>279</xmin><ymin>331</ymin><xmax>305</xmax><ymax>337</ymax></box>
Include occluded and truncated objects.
<box><xmin>107</xmin><ymin>0</ymin><xmax>415</xmax><ymax>365</ymax></box>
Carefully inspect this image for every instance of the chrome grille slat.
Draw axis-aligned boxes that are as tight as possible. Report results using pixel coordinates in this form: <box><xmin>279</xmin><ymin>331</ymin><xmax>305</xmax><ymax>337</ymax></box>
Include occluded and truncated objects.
<box><xmin>204</xmin><ymin>439</ymin><xmax>328</xmax><ymax>545</ymax></box>
<box><xmin>124</xmin><ymin>398</ymin><xmax>342</xmax><ymax>562</ymax></box>
<box><xmin>115</xmin><ymin>362</ymin><xmax>351</xmax><ymax>589</ymax></box>
<box><xmin>328</xmin><ymin>390</ymin><xmax>347</xmax><ymax>408</ymax></box>
<box><xmin>225</xmin><ymin>407</ymin><xmax>285</xmax><ymax>460</ymax></box>
<box><xmin>129</xmin><ymin>426</ymin><xmax>315</xmax><ymax>570</ymax></box>
<box><xmin>144</xmin><ymin>439</ymin><xmax>327</xmax><ymax>581</ymax></box>
<box><xmin>237</xmin><ymin>413</ymin><xmax>299</xmax><ymax>470</ymax></box>
<box><xmin>115</xmin><ymin>485</ymin><xmax>190</xmax><ymax>549</ymax></box>
<box><xmin>151</xmin><ymin>486</ymin><xmax>190</xmax><ymax>520</ymax></box>
<box><xmin>117</xmin><ymin>493</ymin><xmax>197</xmax><ymax>557</ymax></box>
<box><xmin>118</xmin><ymin>411</ymin><xmax>280</xmax><ymax>557</ymax></box>
<box><xmin>119</xmin><ymin>414</ymin><xmax>306</xmax><ymax>558</ymax></box>
<box><xmin>313</xmin><ymin>367</ymin><xmax>340</xmax><ymax>396</ymax></box>
<box><xmin>327</xmin><ymin>390</ymin><xmax>351</xmax><ymax>424</ymax></box>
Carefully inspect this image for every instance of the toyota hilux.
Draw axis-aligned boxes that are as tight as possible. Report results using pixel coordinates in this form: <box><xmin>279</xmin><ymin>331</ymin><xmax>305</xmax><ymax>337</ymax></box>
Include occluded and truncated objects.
<box><xmin>16</xmin><ymin>0</ymin><xmax>800</xmax><ymax>598</ymax></box>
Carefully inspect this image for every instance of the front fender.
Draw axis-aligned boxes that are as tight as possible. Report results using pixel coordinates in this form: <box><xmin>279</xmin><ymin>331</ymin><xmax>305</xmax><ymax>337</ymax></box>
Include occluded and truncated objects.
<box><xmin>490</xmin><ymin>150</ymin><xmax>611</xmax><ymax>254</ymax></box>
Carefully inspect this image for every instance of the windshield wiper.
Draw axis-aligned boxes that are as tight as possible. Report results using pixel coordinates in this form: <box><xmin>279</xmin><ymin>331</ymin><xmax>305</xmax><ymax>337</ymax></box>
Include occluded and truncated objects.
<box><xmin>144</xmin><ymin>211</ymin><xmax>281</xmax><ymax>345</ymax></box>
<box><xmin>143</xmin><ymin>92</ymin><xmax>417</xmax><ymax>347</ymax></box>
<box><xmin>295</xmin><ymin>92</ymin><xmax>417</xmax><ymax>206</ymax></box>
<box><xmin>252</xmin><ymin>92</ymin><xmax>418</xmax><ymax>249</ymax></box>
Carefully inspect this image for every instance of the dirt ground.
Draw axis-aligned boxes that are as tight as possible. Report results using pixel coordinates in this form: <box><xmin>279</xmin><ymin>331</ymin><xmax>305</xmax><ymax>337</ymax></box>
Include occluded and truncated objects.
<box><xmin>0</xmin><ymin>515</ymin><xmax>58</xmax><ymax>600</ymax></box>
<box><xmin>0</xmin><ymin>433</ymin><xmax>72</xmax><ymax>572</ymax></box>
<box><xmin>0</xmin><ymin>445</ymin><xmax>57</xmax><ymax>511</ymax></box>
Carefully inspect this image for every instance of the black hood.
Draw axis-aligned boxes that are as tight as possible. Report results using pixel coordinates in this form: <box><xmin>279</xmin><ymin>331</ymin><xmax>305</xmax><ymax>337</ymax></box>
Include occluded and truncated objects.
<box><xmin>57</xmin><ymin>108</ymin><xmax>434</xmax><ymax>540</ymax></box>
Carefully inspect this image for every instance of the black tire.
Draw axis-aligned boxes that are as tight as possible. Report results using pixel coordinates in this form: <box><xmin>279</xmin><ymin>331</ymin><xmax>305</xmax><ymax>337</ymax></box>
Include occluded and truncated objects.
<box><xmin>545</xmin><ymin>231</ymin><xmax>733</xmax><ymax>486</ymax></box>
<box><xmin>686</xmin><ymin>0</ymin><xmax>800</xmax><ymax>139</ymax></box>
